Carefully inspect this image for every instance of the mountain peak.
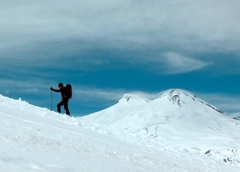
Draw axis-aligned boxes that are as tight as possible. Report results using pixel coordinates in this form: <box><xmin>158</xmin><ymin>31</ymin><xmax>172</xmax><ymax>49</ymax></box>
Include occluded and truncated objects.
<box><xmin>159</xmin><ymin>88</ymin><xmax>194</xmax><ymax>98</ymax></box>
<box><xmin>118</xmin><ymin>94</ymin><xmax>149</xmax><ymax>105</ymax></box>
<box><xmin>158</xmin><ymin>89</ymin><xmax>197</xmax><ymax>106</ymax></box>
<box><xmin>157</xmin><ymin>89</ymin><xmax>226</xmax><ymax>115</ymax></box>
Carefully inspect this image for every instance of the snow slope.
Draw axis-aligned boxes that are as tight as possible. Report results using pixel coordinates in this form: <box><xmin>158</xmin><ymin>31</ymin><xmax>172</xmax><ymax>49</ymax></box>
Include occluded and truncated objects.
<box><xmin>1</xmin><ymin>93</ymin><xmax>240</xmax><ymax>171</ymax></box>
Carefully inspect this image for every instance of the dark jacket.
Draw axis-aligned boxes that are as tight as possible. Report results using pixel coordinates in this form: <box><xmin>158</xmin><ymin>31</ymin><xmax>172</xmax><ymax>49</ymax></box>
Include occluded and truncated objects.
<box><xmin>51</xmin><ymin>87</ymin><xmax>68</xmax><ymax>99</ymax></box>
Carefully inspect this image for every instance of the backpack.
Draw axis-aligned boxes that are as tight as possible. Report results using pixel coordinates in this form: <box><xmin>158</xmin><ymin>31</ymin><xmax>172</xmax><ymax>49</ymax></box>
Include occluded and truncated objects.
<box><xmin>66</xmin><ymin>84</ymin><xmax>72</xmax><ymax>99</ymax></box>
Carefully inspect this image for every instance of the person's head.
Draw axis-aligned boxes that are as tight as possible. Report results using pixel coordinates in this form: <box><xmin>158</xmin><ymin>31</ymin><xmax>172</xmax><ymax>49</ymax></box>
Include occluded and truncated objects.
<box><xmin>58</xmin><ymin>83</ymin><xmax>64</xmax><ymax>88</ymax></box>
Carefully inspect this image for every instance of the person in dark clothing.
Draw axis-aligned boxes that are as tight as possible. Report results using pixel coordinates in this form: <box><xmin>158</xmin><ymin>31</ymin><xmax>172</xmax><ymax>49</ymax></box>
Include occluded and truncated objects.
<box><xmin>50</xmin><ymin>83</ymin><xmax>70</xmax><ymax>116</ymax></box>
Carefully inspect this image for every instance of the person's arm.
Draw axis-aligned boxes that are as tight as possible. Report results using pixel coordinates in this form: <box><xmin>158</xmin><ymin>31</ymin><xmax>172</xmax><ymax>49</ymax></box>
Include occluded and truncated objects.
<box><xmin>50</xmin><ymin>87</ymin><xmax>61</xmax><ymax>92</ymax></box>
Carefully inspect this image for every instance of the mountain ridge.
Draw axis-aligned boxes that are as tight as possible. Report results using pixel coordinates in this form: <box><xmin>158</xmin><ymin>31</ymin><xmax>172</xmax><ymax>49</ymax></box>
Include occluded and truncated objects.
<box><xmin>84</xmin><ymin>88</ymin><xmax>237</xmax><ymax>148</ymax></box>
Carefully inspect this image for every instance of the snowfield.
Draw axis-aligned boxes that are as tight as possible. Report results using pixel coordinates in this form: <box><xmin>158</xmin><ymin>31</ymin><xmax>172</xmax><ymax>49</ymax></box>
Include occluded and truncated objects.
<box><xmin>1</xmin><ymin>89</ymin><xmax>240</xmax><ymax>172</ymax></box>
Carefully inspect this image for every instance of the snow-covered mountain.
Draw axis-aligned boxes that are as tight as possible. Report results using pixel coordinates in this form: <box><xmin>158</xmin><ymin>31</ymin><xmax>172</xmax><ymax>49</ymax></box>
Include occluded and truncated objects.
<box><xmin>85</xmin><ymin>89</ymin><xmax>240</xmax><ymax>149</ymax></box>
<box><xmin>1</xmin><ymin>91</ymin><xmax>240</xmax><ymax>171</ymax></box>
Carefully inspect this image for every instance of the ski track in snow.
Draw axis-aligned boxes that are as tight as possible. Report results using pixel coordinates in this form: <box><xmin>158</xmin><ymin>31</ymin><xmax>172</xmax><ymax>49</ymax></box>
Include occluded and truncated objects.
<box><xmin>1</xmin><ymin>94</ymin><xmax>240</xmax><ymax>171</ymax></box>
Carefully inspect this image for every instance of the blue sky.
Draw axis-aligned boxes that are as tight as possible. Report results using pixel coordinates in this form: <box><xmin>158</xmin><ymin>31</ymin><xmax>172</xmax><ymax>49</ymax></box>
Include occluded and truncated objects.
<box><xmin>1</xmin><ymin>0</ymin><xmax>240</xmax><ymax>116</ymax></box>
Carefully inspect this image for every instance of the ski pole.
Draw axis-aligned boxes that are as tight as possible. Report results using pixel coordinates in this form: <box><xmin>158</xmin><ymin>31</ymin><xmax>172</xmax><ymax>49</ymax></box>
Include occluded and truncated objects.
<box><xmin>50</xmin><ymin>86</ymin><xmax>52</xmax><ymax>111</ymax></box>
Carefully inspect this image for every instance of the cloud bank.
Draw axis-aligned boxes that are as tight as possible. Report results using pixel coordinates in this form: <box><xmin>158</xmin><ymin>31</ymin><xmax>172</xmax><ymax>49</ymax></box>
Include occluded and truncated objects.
<box><xmin>1</xmin><ymin>0</ymin><xmax>239</xmax><ymax>68</ymax></box>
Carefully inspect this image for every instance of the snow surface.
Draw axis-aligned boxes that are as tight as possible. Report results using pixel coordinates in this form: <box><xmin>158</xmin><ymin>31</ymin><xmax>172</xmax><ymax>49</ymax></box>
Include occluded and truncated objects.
<box><xmin>1</xmin><ymin>89</ymin><xmax>240</xmax><ymax>172</ymax></box>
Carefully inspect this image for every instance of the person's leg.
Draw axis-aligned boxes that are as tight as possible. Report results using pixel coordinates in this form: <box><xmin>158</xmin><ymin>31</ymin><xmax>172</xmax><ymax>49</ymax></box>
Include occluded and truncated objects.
<box><xmin>63</xmin><ymin>99</ymin><xmax>70</xmax><ymax>116</ymax></box>
<box><xmin>57</xmin><ymin>101</ymin><xmax>64</xmax><ymax>113</ymax></box>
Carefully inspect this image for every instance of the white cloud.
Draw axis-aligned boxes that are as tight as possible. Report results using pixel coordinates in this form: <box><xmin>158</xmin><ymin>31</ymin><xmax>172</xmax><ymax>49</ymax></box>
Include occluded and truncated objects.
<box><xmin>1</xmin><ymin>0</ymin><xmax>240</xmax><ymax>77</ymax></box>
<box><xmin>0</xmin><ymin>79</ymin><xmax>52</xmax><ymax>95</ymax></box>
<box><xmin>162</xmin><ymin>52</ymin><xmax>211</xmax><ymax>74</ymax></box>
<box><xmin>1</xmin><ymin>0</ymin><xmax>240</xmax><ymax>58</ymax></box>
<box><xmin>68</xmin><ymin>86</ymin><xmax>159</xmax><ymax>103</ymax></box>
<box><xmin>74</xmin><ymin>87</ymin><xmax>125</xmax><ymax>102</ymax></box>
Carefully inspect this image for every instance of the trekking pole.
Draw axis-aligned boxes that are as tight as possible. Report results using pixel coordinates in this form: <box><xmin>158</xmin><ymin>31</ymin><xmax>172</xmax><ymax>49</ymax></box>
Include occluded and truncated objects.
<box><xmin>50</xmin><ymin>86</ymin><xmax>52</xmax><ymax>111</ymax></box>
